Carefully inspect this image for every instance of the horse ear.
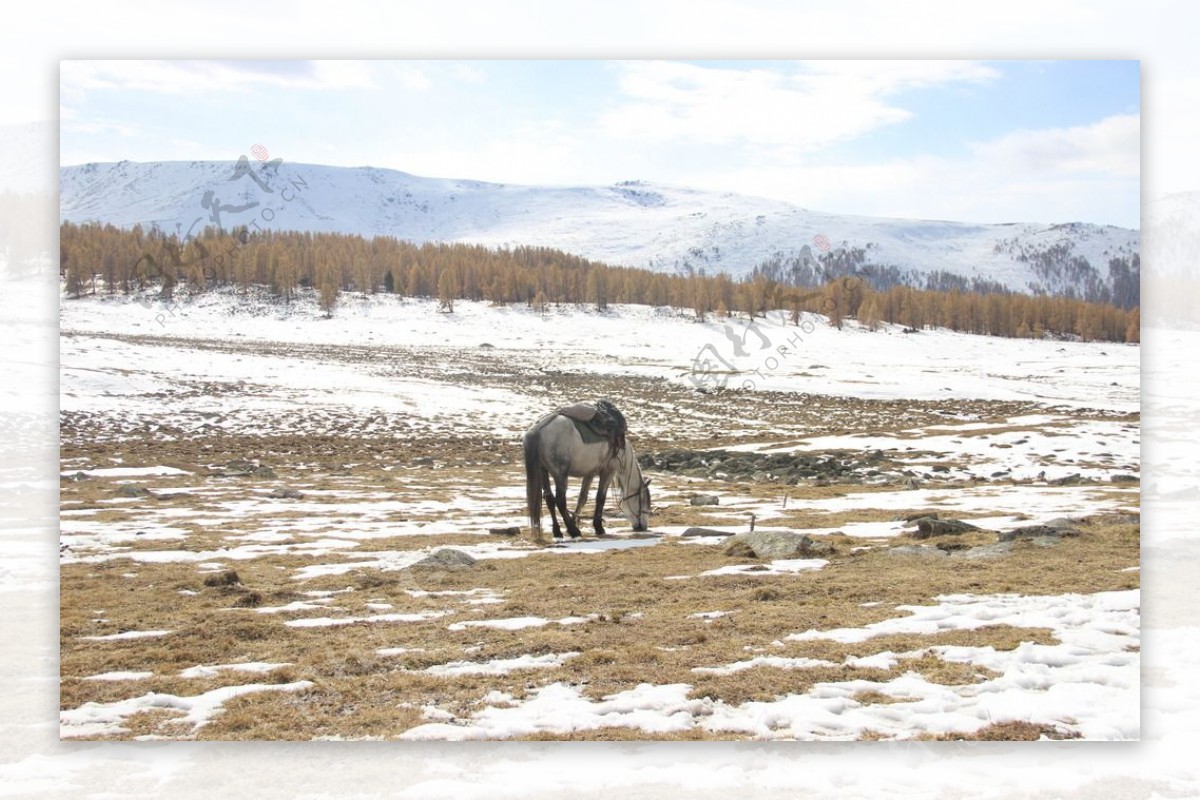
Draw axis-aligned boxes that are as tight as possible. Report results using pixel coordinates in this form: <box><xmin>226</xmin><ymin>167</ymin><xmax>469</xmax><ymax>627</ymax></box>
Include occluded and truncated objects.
<box><xmin>644</xmin><ymin>478</ymin><xmax>652</xmax><ymax>487</ymax></box>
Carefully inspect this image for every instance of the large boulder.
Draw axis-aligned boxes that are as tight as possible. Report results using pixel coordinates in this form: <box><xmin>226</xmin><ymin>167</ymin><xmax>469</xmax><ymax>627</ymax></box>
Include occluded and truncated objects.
<box><xmin>722</xmin><ymin>530</ymin><xmax>831</xmax><ymax>559</ymax></box>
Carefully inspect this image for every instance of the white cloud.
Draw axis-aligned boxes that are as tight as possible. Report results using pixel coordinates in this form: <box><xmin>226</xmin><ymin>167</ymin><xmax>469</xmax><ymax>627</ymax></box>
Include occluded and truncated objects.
<box><xmin>59</xmin><ymin>115</ymin><xmax>138</xmax><ymax>137</ymax></box>
<box><xmin>696</xmin><ymin>115</ymin><xmax>1139</xmax><ymax>226</ymax></box>
<box><xmin>60</xmin><ymin>60</ymin><xmax>379</xmax><ymax>94</ymax></box>
<box><xmin>970</xmin><ymin>113</ymin><xmax>1139</xmax><ymax>178</ymax></box>
<box><xmin>598</xmin><ymin>60</ymin><xmax>999</xmax><ymax>150</ymax></box>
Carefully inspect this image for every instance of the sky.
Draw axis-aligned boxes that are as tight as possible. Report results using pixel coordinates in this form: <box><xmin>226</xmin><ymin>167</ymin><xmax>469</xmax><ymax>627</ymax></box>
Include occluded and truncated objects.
<box><xmin>60</xmin><ymin>59</ymin><xmax>1140</xmax><ymax>227</ymax></box>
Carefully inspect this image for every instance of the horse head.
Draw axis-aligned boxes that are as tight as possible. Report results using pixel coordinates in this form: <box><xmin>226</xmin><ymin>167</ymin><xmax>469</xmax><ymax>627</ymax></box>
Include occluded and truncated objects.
<box><xmin>620</xmin><ymin>477</ymin><xmax>651</xmax><ymax>532</ymax></box>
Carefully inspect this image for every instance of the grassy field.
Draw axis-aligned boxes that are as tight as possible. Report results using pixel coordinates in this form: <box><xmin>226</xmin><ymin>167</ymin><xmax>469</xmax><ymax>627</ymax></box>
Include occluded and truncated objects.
<box><xmin>60</xmin><ymin>353</ymin><xmax>1140</xmax><ymax>740</ymax></box>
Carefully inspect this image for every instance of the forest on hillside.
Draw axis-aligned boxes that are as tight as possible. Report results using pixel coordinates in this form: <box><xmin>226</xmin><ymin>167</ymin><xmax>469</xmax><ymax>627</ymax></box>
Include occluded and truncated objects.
<box><xmin>59</xmin><ymin>222</ymin><xmax>1139</xmax><ymax>343</ymax></box>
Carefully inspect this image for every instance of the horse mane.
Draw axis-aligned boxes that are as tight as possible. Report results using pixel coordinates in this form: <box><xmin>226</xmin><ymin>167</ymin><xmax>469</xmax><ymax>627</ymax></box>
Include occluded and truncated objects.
<box><xmin>593</xmin><ymin>399</ymin><xmax>627</xmax><ymax>455</ymax></box>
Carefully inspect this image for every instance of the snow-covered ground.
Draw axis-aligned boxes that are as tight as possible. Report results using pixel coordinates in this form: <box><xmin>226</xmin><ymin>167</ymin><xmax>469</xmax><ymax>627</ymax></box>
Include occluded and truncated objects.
<box><xmin>60</xmin><ymin>284</ymin><xmax>1139</xmax><ymax>424</ymax></box>
<box><xmin>402</xmin><ymin>589</ymin><xmax>1139</xmax><ymax>742</ymax></box>
<box><xmin>52</xmin><ymin>286</ymin><xmax>1143</xmax><ymax>746</ymax></box>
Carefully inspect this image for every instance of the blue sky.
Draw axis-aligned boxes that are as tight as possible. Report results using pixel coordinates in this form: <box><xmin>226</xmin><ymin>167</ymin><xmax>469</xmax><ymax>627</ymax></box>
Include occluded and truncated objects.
<box><xmin>60</xmin><ymin>59</ymin><xmax>1140</xmax><ymax>227</ymax></box>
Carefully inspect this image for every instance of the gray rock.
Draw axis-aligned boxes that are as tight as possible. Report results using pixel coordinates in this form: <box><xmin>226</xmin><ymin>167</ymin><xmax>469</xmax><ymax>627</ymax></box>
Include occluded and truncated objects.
<box><xmin>218</xmin><ymin>458</ymin><xmax>276</xmax><ymax>478</ymax></box>
<box><xmin>689</xmin><ymin>494</ymin><xmax>720</xmax><ymax>506</ymax></box>
<box><xmin>1048</xmin><ymin>473</ymin><xmax>1083</xmax><ymax>486</ymax></box>
<box><xmin>1090</xmin><ymin>512</ymin><xmax>1140</xmax><ymax>526</ymax></box>
<box><xmin>955</xmin><ymin>542</ymin><xmax>1015</xmax><ymax>559</ymax></box>
<box><xmin>488</xmin><ymin>526</ymin><xmax>520</xmax><ymax>536</ymax></box>
<box><xmin>911</xmin><ymin>517</ymin><xmax>980</xmax><ymax>538</ymax></box>
<box><xmin>680</xmin><ymin>527</ymin><xmax>735</xmax><ymax>538</ymax></box>
<box><xmin>411</xmin><ymin>456</ymin><xmax>434</xmax><ymax>467</ymax></box>
<box><xmin>268</xmin><ymin>488</ymin><xmax>304</xmax><ymax>499</ymax></box>
<box><xmin>722</xmin><ymin>530</ymin><xmax>832</xmax><ymax>559</ymax></box>
<box><xmin>887</xmin><ymin>545</ymin><xmax>947</xmax><ymax>559</ymax></box>
<box><xmin>116</xmin><ymin>484</ymin><xmax>151</xmax><ymax>498</ymax></box>
<box><xmin>412</xmin><ymin>548</ymin><xmax>477</xmax><ymax>571</ymax></box>
<box><xmin>998</xmin><ymin>522</ymin><xmax>1082</xmax><ymax>542</ymax></box>
<box><xmin>1110</xmin><ymin>474</ymin><xmax>1139</xmax><ymax>484</ymax></box>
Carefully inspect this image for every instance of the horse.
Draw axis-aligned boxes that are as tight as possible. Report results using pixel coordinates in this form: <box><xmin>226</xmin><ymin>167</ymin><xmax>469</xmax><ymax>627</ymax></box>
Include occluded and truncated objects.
<box><xmin>522</xmin><ymin>403</ymin><xmax>651</xmax><ymax>543</ymax></box>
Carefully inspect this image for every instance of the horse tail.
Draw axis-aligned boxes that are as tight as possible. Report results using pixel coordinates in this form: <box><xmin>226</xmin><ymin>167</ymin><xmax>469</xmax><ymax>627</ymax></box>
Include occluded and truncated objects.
<box><xmin>523</xmin><ymin>419</ymin><xmax>550</xmax><ymax>540</ymax></box>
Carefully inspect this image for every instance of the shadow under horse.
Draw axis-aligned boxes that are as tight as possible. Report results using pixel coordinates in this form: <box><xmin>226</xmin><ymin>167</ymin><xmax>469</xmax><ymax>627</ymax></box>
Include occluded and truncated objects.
<box><xmin>522</xmin><ymin>400</ymin><xmax>651</xmax><ymax>543</ymax></box>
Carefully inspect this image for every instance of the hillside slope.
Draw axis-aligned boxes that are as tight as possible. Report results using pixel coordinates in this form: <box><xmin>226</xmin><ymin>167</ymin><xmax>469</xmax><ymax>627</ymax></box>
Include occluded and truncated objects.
<box><xmin>60</xmin><ymin>160</ymin><xmax>1140</xmax><ymax>305</ymax></box>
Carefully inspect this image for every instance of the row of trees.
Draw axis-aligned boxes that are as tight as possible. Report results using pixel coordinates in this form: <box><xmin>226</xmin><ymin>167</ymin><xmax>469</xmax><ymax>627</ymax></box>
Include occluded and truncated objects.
<box><xmin>59</xmin><ymin>222</ymin><xmax>1139</xmax><ymax>343</ymax></box>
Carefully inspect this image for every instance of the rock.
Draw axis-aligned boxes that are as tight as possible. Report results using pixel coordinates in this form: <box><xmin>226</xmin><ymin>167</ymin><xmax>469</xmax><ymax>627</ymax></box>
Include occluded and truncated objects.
<box><xmin>680</xmin><ymin>527</ymin><xmax>735</xmax><ymax>538</ymax></box>
<box><xmin>1109</xmin><ymin>474</ymin><xmax>1139</xmax><ymax>484</ymax></box>
<box><xmin>203</xmin><ymin>570</ymin><xmax>241</xmax><ymax>587</ymax></box>
<box><xmin>902</xmin><ymin>511</ymin><xmax>939</xmax><ymax>523</ymax></box>
<box><xmin>411</xmin><ymin>456</ymin><xmax>434</xmax><ymax>467</ymax></box>
<box><xmin>235</xmin><ymin>590</ymin><xmax>263</xmax><ymax>607</ymax></box>
<box><xmin>722</xmin><ymin>530</ymin><xmax>832</xmax><ymax>559</ymax></box>
<box><xmin>1090</xmin><ymin>512</ymin><xmax>1139</xmax><ymax>526</ymax></box>
<box><xmin>1048</xmin><ymin>473</ymin><xmax>1083</xmax><ymax>486</ymax></box>
<box><xmin>488</xmin><ymin>526</ymin><xmax>520</xmax><ymax>536</ymax></box>
<box><xmin>268</xmin><ymin>488</ymin><xmax>305</xmax><ymax>499</ymax></box>
<box><xmin>887</xmin><ymin>545</ymin><xmax>947</xmax><ymax>559</ymax></box>
<box><xmin>998</xmin><ymin>522</ymin><xmax>1083</xmax><ymax>542</ymax></box>
<box><xmin>116</xmin><ymin>484</ymin><xmax>151</xmax><ymax>498</ymax></box>
<box><xmin>724</xmin><ymin>539</ymin><xmax>757</xmax><ymax>558</ymax></box>
<box><xmin>689</xmin><ymin>494</ymin><xmax>720</xmax><ymax>506</ymax></box>
<box><xmin>911</xmin><ymin>517</ymin><xmax>980</xmax><ymax>539</ymax></box>
<box><xmin>412</xmin><ymin>548</ymin><xmax>477</xmax><ymax>571</ymax></box>
<box><xmin>955</xmin><ymin>542</ymin><xmax>1015</xmax><ymax>560</ymax></box>
<box><xmin>219</xmin><ymin>458</ymin><xmax>275</xmax><ymax>478</ymax></box>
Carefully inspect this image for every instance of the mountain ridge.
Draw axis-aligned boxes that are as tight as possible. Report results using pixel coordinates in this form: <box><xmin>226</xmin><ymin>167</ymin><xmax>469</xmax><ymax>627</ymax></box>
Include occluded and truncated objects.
<box><xmin>59</xmin><ymin>159</ymin><xmax>1140</xmax><ymax>307</ymax></box>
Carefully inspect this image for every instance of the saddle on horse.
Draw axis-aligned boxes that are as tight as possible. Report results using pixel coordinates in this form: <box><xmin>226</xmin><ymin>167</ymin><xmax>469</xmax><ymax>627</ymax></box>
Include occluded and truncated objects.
<box><xmin>559</xmin><ymin>399</ymin><xmax>628</xmax><ymax>457</ymax></box>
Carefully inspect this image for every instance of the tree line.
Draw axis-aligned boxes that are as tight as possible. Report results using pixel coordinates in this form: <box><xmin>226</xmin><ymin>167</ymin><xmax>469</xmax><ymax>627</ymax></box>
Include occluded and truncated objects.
<box><xmin>59</xmin><ymin>222</ymin><xmax>1139</xmax><ymax>343</ymax></box>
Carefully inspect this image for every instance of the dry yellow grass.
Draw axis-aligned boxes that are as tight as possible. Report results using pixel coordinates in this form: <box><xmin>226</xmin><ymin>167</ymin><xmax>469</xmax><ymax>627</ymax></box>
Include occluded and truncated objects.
<box><xmin>60</xmin><ymin>387</ymin><xmax>1139</xmax><ymax>741</ymax></box>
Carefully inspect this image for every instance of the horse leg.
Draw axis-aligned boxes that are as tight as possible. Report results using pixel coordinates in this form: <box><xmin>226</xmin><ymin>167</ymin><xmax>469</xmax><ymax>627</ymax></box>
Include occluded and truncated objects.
<box><xmin>554</xmin><ymin>472</ymin><xmax>583</xmax><ymax>539</ymax></box>
<box><xmin>574</xmin><ymin>475</ymin><xmax>593</xmax><ymax>530</ymax></box>
<box><xmin>593</xmin><ymin>470</ymin><xmax>612</xmax><ymax>537</ymax></box>
<box><xmin>543</xmin><ymin>474</ymin><xmax>563</xmax><ymax>539</ymax></box>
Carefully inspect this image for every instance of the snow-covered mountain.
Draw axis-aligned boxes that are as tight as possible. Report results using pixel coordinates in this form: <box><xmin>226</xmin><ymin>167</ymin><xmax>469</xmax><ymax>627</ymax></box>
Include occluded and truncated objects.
<box><xmin>60</xmin><ymin>159</ymin><xmax>1140</xmax><ymax>305</ymax></box>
